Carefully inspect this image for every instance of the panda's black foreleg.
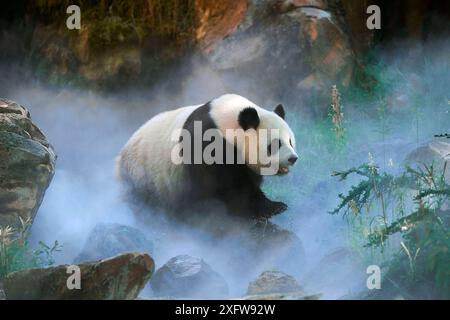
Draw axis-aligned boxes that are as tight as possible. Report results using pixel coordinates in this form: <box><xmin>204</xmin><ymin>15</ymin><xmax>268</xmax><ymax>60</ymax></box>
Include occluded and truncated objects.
<box><xmin>255</xmin><ymin>192</ymin><xmax>288</xmax><ymax>219</ymax></box>
<box><xmin>220</xmin><ymin>185</ymin><xmax>287</xmax><ymax>219</ymax></box>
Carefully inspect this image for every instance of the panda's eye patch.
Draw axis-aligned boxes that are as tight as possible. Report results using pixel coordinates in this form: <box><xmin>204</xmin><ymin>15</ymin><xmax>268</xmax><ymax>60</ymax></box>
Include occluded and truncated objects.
<box><xmin>267</xmin><ymin>139</ymin><xmax>282</xmax><ymax>156</ymax></box>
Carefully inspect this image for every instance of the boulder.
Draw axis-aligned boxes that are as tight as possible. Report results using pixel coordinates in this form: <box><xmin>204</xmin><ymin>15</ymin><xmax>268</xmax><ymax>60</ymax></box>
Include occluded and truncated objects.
<box><xmin>247</xmin><ymin>220</ymin><xmax>306</xmax><ymax>273</ymax></box>
<box><xmin>247</xmin><ymin>270</ymin><xmax>303</xmax><ymax>295</ymax></box>
<box><xmin>3</xmin><ymin>253</ymin><xmax>154</xmax><ymax>300</ymax></box>
<box><xmin>204</xmin><ymin>0</ymin><xmax>356</xmax><ymax>110</ymax></box>
<box><xmin>403</xmin><ymin>141</ymin><xmax>450</xmax><ymax>182</ymax></box>
<box><xmin>241</xmin><ymin>292</ymin><xmax>320</xmax><ymax>300</ymax></box>
<box><xmin>74</xmin><ymin>223</ymin><xmax>154</xmax><ymax>263</ymax></box>
<box><xmin>303</xmin><ymin>246</ymin><xmax>365</xmax><ymax>299</ymax></box>
<box><xmin>0</xmin><ymin>99</ymin><xmax>56</xmax><ymax>236</ymax></box>
<box><xmin>151</xmin><ymin>255</ymin><xmax>228</xmax><ymax>298</ymax></box>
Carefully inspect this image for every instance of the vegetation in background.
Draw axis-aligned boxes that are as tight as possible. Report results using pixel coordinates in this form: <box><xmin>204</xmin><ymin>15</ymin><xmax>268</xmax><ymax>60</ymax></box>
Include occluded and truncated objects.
<box><xmin>329</xmin><ymin>85</ymin><xmax>346</xmax><ymax>142</ymax></box>
<box><xmin>26</xmin><ymin>0</ymin><xmax>198</xmax><ymax>90</ymax></box>
<box><xmin>31</xmin><ymin>0</ymin><xmax>196</xmax><ymax>45</ymax></box>
<box><xmin>0</xmin><ymin>218</ymin><xmax>62</xmax><ymax>279</ymax></box>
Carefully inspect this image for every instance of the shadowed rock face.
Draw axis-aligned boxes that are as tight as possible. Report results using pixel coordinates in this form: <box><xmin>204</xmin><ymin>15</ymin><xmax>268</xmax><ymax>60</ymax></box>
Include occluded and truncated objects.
<box><xmin>74</xmin><ymin>223</ymin><xmax>154</xmax><ymax>264</ymax></box>
<box><xmin>0</xmin><ymin>99</ymin><xmax>56</xmax><ymax>235</ymax></box>
<box><xmin>3</xmin><ymin>253</ymin><xmax>155</xmax><ymax>300</ymax></box>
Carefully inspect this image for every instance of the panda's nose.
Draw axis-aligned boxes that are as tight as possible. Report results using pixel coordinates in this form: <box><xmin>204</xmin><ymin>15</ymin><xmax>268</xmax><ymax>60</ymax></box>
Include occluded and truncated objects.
<box><xmin>288</xmin><ymin>155</ymin><xmax>298</xmax><ymax>164</ymax></box>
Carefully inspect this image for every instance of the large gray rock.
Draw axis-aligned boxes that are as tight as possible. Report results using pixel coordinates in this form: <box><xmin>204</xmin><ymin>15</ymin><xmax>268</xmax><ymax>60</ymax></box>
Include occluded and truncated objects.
<box><xmin>74</xmin><ymin>223</ymin><xmax>154</xmax><ymax>263</ymax></box>
<box><xmin>3</xmin><ymin>252</ymin><xmax>154</xmax><ymax>300</ymax></box>
<box><xmin>404</xmin><ymin>141</ymin><xmax>450</xmax><ymax>182</ymax></box>
<box><xmin>303</xmin><ymin>246</ymin><xmax>365</xmax><ymax>299</ymax></box>
<box><xmin>151</xmin><ymin>255</ymin><xmax>228</xmax><ymax>298</ymax></box>
<box><xmin>247</xmin><ymin>270</ymin><xmax>303</xmax><ymax>295</ymax></box>
<box><xmin>0</xmin><ymin>99</ymin><xmax>56</xmax><ymax>235</ymax></box>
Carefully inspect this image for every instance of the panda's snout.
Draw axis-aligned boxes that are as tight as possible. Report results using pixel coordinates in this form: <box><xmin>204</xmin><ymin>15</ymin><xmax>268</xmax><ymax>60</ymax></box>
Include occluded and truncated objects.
<box><xmin>288</xmin><ymin>155</ymin><xmax>298</xmax><ymax>165</ymax></box>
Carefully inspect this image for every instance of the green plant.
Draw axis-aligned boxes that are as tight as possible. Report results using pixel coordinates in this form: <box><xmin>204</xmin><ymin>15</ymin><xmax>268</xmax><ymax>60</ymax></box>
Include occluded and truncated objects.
<box><xmin>331</xmin><ymin>161</ymin><xmax>450</xmax><ymax>297</ymax></box>
<box><xmin>0</xmin><ymin>219</ymin><xmax>62</xmax><ymax>279</ymax></box>
<box><xmin>329</xmin><ymin>85</ymin><xmax>346</xmax><ymax>142</ymax></box>
<box><xmin>34</xmin><ymin>241</ymin><xmax>63</xmax><ymax>267</ymax></box>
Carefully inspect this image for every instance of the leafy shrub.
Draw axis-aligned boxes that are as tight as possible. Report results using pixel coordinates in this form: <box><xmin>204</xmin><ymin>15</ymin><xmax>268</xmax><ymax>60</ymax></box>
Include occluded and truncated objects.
<box><xmin>331</xmin><ymin>161</ymin><xmax>450</xmax><ymax>298</ymax></box>
<box><xmin>0</xmin><ymin>218</ymin><xmax>62</xmax><ymax>279</ymax></box>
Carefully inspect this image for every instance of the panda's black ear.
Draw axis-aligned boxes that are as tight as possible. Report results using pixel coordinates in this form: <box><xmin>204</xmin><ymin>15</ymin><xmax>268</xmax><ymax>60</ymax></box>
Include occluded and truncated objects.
<box><xmin>274</xmin><ymin>104</ymin><xmax>285</xmax><ymax>119</ymax></box>
<box><xmin>238</xmin><ymin>107</ymin><xmax>260</xmax><ymax>130</ymax></box>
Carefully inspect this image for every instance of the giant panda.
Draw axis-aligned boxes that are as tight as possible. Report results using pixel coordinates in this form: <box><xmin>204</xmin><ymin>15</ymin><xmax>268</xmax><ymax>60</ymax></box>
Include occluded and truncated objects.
<box><xmin>116</xmin><ymin>94</ymin><xmax>298</xmax><ymax>221</ymax></box>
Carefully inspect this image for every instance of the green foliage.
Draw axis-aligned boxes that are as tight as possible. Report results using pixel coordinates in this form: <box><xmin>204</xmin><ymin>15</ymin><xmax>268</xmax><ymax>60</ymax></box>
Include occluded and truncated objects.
<box><xmin>32</xmin><ymin>0</ymin><xmax>196</xmax><ymax>44</ymax></box>
<box><xmin>0</xmin><ymin>219</ymin><xmax>62</xmax><ymax>279</ymax></box>
<box><xmin>331</xmin><ymin>161</ymin><xmax>450</xmax><ymax>297</ymax></box>
<box><xmin>33</xmin><ymin>241</ymin><xmax>63</xmax><ymax>267</ymax></box>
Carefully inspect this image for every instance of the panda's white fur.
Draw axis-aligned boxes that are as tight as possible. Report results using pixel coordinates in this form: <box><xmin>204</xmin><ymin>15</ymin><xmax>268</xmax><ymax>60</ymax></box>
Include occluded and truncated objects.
<box><xmin>116</xmin><ymin>94</ymin><xmax>298</xmax><ymax>216</ymax></box>
<box><xmin>116</xmin><ymin>104</ymin><xmax>200</xmax><ymax>207</ymax></box>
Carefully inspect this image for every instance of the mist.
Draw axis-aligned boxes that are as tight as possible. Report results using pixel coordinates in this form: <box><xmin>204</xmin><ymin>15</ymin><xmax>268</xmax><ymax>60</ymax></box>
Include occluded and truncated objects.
<box><xmin>1</xmin><ymin>34</ymin><xmax>449</xmax><ymax>299</ymax></box>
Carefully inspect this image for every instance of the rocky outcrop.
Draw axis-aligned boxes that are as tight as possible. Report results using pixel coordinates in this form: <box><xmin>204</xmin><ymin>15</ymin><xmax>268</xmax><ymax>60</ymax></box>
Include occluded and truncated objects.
<box><xmin>74</xmin><ymin>223</ymin><xmax>154</xmax><ymax>263</ymax></box>
<box><xmin>25</xmin><ymin>1</ymin><xmax>247</xmax><ymax>90</ymax></box>
<box><xmin>3</xmin><ymin>253</ymin><xmax>154</xmax><ymax>300</ymax></box>
<box><xmin>151</xmin><ymin>255</ymin><xmax>228</xmax><ymax>298</ymax></box>
<box><xmin>16</xmin><ymin>1</ymin><xmax>357</xmax><ymax>99</ymax></box>
<box><xmin>2</xmin><ymin>1</ymin><xmax>450</xmax><ymax>98</ymax></box>
<box><xmin>0</xmin><ymin>99</ymin><xmax>56</xmax><ymax>235</ymax></box>
<box><xmin>247</xmin><ymin>270</ymin><xmax>303</xmax><ymax>295</ymax></box>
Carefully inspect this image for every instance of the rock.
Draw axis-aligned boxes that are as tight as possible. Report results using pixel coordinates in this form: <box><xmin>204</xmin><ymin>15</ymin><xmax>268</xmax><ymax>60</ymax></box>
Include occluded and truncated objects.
<box><xmin>26</xmin><ymin>2</ymin><xmax>193</xmax><ymax>89</ymax></box>
<box><xmin>3</xmin><ymin>253</ymin><xmax>154</xmax><ymax>300</ymax></box>
<box><xmin>74</xmin><ymin>223</ymin><xmax>154</xmax><ymax>263</ymax></box>
<box><xmin>272</xmin><ymin>0</ymin><xmax>328</xmax><ymax>14</ymax></box>
<box><xmin>247</xmin><ymin>270</ymin><xmax>303</xmax><ymax>295</ymax></box>
<box><xmin>403</xmin><ymin>141</ymin><xmax>450</xmax><ymax>182</ymax></box>
<box><xmin>204</xmin><ymin>0</ymin><xmax>356</xmax><ymax>111</ymax></box>
<box><xmin>303</xmin><ymin>247</ymin><xmax>365</xmax><ymax>299</ymax></box>
<box><xmin>0</xmin><ymin>99</ymin><xmax>56</xmax><ymax>236</ymax></box>
<box><xmin>26</xmin><ymin>1</ymin><xmax>248</xmax><ymax>90</ymax></box>
<box><xmin>0</xmin><ymin>281</ymin><xmax>5</xmax><ymax>300</ymax></box>
<box><xmin>195</xmin><ymin>0</ymin><xmax>248</xmax><ymax>53</ymax></box>
<box><xmin>241</xmin><ymin>292</ymin><xmax>320</xmax><ymax>300</ymax></box>
<box><xmin>339</xmin><ymin>1</ymin><xmax>375</xmax><ymax>53</ymax></box>
<box><xmin>31</xmin><ymin>23</ymin><xmax>143</xmax><ymax>89</ymax></box>
<box><xmin>151</xmin><ymin>255</ymin><xmax>228</xmax><ymax>298</ymax></box>
<box><xmin>247</xmin><ymin>220</ymin><xmax>306</xmax><ymax>273</ymax></box>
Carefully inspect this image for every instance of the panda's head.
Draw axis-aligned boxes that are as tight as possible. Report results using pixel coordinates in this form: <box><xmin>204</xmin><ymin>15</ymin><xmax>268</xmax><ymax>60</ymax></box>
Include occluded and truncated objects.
<box><xmin>210</xmin><ymin>94</ymin><xmax>298</xmax><ymax>176</ymax></box>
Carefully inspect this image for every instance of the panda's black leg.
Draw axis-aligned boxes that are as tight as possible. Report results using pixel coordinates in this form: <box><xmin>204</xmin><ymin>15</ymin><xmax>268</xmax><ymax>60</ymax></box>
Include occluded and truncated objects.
<box><xmin>251</xmin><ymin>189</ymin><xmax>288</xmax><ymax>219</ymax></box>
<box><xmin>258</xmin><ymin>198</ymin><xmax>288</xmax><ymax>218</ymax></box>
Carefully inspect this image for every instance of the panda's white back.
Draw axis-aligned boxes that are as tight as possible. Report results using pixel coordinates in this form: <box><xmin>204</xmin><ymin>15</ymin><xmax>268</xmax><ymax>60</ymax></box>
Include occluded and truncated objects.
<box><xmin>116</xmin><ymin>104</ymin><xmax>200</xmax><ymax>206</ymax></box>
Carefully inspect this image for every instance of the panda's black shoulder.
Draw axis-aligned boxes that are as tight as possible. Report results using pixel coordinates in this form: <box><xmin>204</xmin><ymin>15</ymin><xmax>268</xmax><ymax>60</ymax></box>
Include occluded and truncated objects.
<box><xmin>182</xmin><ymin>102</ymin><xmax>217</xmax><ymax>132</ymax></box>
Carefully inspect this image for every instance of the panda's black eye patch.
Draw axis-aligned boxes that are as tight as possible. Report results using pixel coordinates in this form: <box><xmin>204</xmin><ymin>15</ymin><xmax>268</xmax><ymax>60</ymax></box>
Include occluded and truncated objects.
<box><xmin>267</xmin><ymin>139</ymin><xmax>281</xmax><ymax>156</ymax></box>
